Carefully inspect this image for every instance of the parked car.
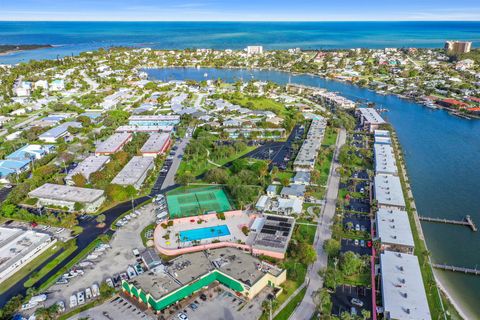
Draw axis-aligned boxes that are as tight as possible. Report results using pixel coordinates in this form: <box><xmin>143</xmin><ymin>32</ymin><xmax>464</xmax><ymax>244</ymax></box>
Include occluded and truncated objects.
<box><xmin>360</xmin><ymin>240</ymin><xmax>365</xmax><ymax>247</ymax></box>
<box><xmin>354</xmin><ymin>239</ymin><xmax>359</xmax><ymax>246</ymax></box>
<box><xmin>56</xmin><ymin>300</ymin><xmax>66</xmax><ymax>313</ymax></box>
<box><xmin>77</xmin><ymin>291</ymin><xmax>85</xmax><ymax>305</ymax></box>
<box><xmin>69</xmin><ymin>295</ymin><xmax>77</xmax><ymax>308</ymax></box>
<box><xmin>85</xmin><ymin>287</ymin><xmax>92</xmax><ymax>299</ymax></box>
<box><xmin>351</xmin><ymin>298</ymin><xmax>364</xmax><ymax>307</ymax></box>
<box><xmin>177</xmin><ymin>313</ymin><xmax>189</xmax><ymax>320</ymax></box>
<box><xmin>105</xmin><ymin>278</ymin><xmax>114</xmax><ymax>288</ymax></box>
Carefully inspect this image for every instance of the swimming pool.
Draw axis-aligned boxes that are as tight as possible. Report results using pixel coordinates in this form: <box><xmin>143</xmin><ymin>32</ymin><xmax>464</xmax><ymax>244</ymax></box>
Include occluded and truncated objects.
<box><xmin>179</xmin><ymin>225</ymin><xmax>231</xmax><ymax>242</ymax></box>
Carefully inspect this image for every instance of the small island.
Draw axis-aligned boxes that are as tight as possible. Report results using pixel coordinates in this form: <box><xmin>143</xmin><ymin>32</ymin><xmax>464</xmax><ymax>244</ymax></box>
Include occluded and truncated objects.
<box><xmin>0</xmin><ymin>44</ymin><xmax>52</xmax><ymax>55</ymax></box>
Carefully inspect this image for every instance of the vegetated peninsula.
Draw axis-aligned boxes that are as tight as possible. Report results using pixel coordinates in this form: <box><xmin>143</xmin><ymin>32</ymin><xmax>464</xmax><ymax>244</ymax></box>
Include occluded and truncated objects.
<box><xmin>0</xmin><ymin>44</ymin><xmax>52</xmax><ymax>55</ymax></box>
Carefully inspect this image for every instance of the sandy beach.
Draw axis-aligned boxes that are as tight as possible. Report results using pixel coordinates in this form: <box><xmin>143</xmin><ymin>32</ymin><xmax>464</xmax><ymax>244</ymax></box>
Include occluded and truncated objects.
<box><xmin>434</xmin><ymin>270</ymin><xmax>471</xmax><ymax>320</ymax></box>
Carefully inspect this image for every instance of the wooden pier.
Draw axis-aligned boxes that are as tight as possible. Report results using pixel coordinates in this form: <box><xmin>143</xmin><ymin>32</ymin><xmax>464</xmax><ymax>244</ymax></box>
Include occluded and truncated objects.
<box><xmin>433</xmin><ymin>264</ymin><xmax>480</xmax><ymax>276</ymax></box>
<box><xmin>418</xmin><ymin>215</ymin><xmax>477</xmax><ymax>231</ymax></box>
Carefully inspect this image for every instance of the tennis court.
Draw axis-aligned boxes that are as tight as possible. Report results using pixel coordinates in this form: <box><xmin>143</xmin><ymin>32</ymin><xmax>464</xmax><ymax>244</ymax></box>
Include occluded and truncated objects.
<box><xmin>166</xmin><ymin>186</ymin><xmax>233</xmax><ymax>218</ymax></box>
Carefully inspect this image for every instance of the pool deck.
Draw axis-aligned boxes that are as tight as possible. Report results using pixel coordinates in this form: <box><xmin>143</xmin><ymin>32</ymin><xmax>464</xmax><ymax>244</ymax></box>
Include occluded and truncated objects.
<box><xmin>154</xmin><ymin>210</ymin><xmax>255</xmax><ymax>255</ymax></box>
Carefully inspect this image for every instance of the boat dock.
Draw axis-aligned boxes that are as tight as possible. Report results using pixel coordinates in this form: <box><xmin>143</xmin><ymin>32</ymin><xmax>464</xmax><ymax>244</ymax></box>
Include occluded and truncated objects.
<box><xmin>433</xmin><ymin>264</ymin><xmax>480</xmax><ymax>276</ymax></box>
<box><xmin>418</xmin><ymin>215</ymin><xmax>477</xmax><ymax>231</ymax></box>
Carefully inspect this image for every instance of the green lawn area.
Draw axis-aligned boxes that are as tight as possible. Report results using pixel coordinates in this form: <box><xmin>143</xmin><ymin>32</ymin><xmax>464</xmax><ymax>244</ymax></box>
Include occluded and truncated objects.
<box><xmin>272</xmin><ymin>171</ymin><xmax>294</xmax><ymax>183</ymax></box>
<box><xmin>0</xmin><ymin>241</ymin><xmax>63</xmax><ymax>294</ymax></box>
<box><xmin>323</xmin><ymin>127</ymin><xmax>338</xmax><ymax>146</ymax></box>
<box><xmin>24</xmin><ymin>240</ymin><xmax>78</xmax><ymax>288</ymax></box>
<box><xmin>341</xmin><ymin>271</ymin><xmax>371</xmax><ymax>287</ymax></box>
<box><xmin>223</xmin><ymin>94</ymin><xmax>287</xmax><ymax>117</ymax></box>
<box><xmin>273</xmin><ymin>287</ymin><xmax>307</xmax><ymax>320</ymax></box>
<box><xmin>179</xmin><ymin>145</ymin><xmax>256</xmax><ymax>177</ymax></box>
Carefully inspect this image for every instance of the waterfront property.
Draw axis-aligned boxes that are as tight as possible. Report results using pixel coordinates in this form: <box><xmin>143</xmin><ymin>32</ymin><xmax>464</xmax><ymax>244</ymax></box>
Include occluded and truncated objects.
<box><xmin>0</xmin><ymin>227</ymin><xmax>56</xmax><ymax>284</ymax></box>
<box><xmin>356</xmin><ymin>108</ymin><xmax>386</xmax><ymax>132</ymax></box>
<box><xmin>380</xmin><ymin>251</ymin><xmax>431</xmax><ymax>320</ymax></box>
<box><xmin>374</xmin><ymin>144</ymin><xmax>398</xmax><ymax>176</ymax></box>
<box><xmin>111</xmin><ymin>156</ymin><xmax>155</xmax><ymax>190</ymax></box>
<box><xmin>166</xmin><ymin>186</ymin><xmax>233</xmax><ymax>218</ymax></box>
<box><xmin>122</xmin><ymin>247</ymin><xmax>285</xmax><ymax>313</ymax></box>
<box><xmin>95</xmin><ymin>132</ymin><xmax>132</xmax><ymax>155</ymax></box>
<box><xmin>376</xmin><ymin>208</ymin><xmax>415</xmax><ymax>254</ymax></box>
<box><xmin>28</xmin><ymin>183</ymin><xmax>105</xmax><ymax>213</ymax></box>
<box><xmin>373</xmin><ymin>174</ymin><xmax>406</xmax><ymax>211</ymax></box>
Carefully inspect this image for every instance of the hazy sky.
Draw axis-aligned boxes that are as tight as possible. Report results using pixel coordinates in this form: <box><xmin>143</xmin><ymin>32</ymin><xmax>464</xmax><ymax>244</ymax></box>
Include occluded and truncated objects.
<box><xmin>1</xmin><ymin>0</ymin><xmax>480</xmax><ymax>21</ymax></box>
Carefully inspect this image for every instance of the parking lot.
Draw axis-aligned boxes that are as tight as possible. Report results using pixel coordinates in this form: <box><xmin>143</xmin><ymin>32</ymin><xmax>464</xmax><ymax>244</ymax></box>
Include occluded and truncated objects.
<box><xmin>166</xmin><ymin>288</ymin><xmax>265</xmax><ymax>320</ymax></box>
<box><xmin>2</xmin><ymin>219</ymin><xmax>73</xmax><ymax>242</ymax></box>
<box><xmin>43</xmin><ymin>203</ymin><xmax>157</xmax><ymax>312</ymax></box>
<box><xmin>331</xmin><ymin>284</ymin><xmax>372</xmax><ymax>319</ymax></box>
<box><xmin>70</xmin><ymin>296</ymin><xmax>154</xmax><ymax>320</ymax></box>
<box><xmin>343</xmin><ymin>213</ymin><xmax>371</xmax><ymax>234</ymax></box>
<box><xmin>341</xmin><ymin>238</ymin><xmax>372</xmax><ymax>256</ymax></box>
<box><xmin>345</xmin><ymin>198</ymin><xmax>370</xmax><ymax>213</ymax></box>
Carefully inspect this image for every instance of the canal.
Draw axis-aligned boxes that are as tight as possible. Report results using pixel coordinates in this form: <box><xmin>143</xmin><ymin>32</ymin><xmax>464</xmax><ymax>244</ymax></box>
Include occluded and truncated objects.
<box><xmin>146</xmin><ymin>67</ymin><xmax>480</xmax><ymax>319</ymax></box>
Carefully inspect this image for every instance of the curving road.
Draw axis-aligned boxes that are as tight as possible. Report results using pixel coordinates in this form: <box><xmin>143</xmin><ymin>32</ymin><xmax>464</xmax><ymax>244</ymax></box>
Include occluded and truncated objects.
<box><xmin>289</xmin><ymin>128</ymin><xmax>346</xmax><ymax>320</ymax></box>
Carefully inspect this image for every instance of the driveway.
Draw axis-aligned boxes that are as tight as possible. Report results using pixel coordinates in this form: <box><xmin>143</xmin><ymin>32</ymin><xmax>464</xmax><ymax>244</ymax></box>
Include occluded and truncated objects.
<box><xmin>161</xmin><ymin>134</ymin><xmax>191</xmax><ymax>191</ymax></box>
<box><xmin>289</xmin><ymin>128</ymin><xmax>346</xmax><ymax>320</ymax></box>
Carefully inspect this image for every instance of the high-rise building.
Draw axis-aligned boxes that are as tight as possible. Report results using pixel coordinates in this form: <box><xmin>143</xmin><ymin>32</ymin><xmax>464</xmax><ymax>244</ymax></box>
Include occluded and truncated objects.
<box><xmin>445</xmin><ymin>40</ymin><xmax>472</xmax><ymax>54</ymax></box>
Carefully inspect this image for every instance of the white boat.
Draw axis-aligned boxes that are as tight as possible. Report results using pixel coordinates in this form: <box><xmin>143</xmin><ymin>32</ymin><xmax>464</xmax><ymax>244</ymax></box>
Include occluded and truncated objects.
<box><xmin>30</xmin><ymin>294</ymin><xmax>47</xmax><ymax>303</ymax></box>
<box><xmin>21</xmin><ymin>301</ymin><xmax>38</xmax><ymax>311</ymax></box>
<box><xmin>91</xmin><ymin>283</ymin><xmax>100</xmax><ymax>298</ymax></box>
<box><xmin>204</xmin><ymin>73</ymin><xmax>208</xmax><ymax>77</ymax></box>
<box><xmin>56</xmin><ymin>300</ymin><xmax>65</xmax><ymax>313</ymax></box>
<box><xmin>77</xmin><ymin>261</ymin><xmax>93</xmax><ymax>268</ymax></box>
<box><xmin>105</xmin><ymin>278</ymin><xmax>114</xmax><ymax>288</ymax></box>
<box><xmin>86</xmin><ymin>254</ymin><xmax>99</xmax><ymax>260</ymax></box>
<box><xmin>69</xmin><ymin>295</ymin><xmax>77</xmax><ymax>308</ymax></box>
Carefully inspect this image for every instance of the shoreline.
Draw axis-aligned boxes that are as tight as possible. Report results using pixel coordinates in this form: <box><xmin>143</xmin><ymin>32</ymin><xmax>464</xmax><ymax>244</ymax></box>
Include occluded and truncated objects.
<box><xmin>434</xmin><ymin>271</ymin><xmax>470</xmax><ymax>320</ymax></box>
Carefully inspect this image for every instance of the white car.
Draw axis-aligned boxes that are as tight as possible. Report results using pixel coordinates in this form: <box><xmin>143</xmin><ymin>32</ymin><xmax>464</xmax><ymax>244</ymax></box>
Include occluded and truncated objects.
<box><xmin>85</xmin><ymin>287</ymin><xmax>92</xmax><ymax>299</ymax></box>
<box><xmin>177</xmin><ymin>313</ymin><xmax>189</xmax><ymax>320</ymax></box>
<box><xmin>77</xmin><ymin>291</ymin><xmax>85</xmax><ymax>305</ymax></box>
<box><xmin>69</xmin><ymin>295</ymin><xmax>77</xmax><ymax>308</ymax></box>
<box><xmin>56</xmin><ymin>300</ymin><xmax>66</xmax><ymax>313</ymax></box>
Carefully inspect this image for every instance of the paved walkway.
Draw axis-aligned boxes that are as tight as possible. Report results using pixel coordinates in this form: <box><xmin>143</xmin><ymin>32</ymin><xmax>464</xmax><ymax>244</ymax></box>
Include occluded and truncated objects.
<box><xmin>289</xmin><ymin>128</ymin><xmax>346</xmax><ymax>320</ymax></box>
<box><xmin>161</xmin><ymin>135</ymin><xmax>191</xmax><ymax>190</ymax></box>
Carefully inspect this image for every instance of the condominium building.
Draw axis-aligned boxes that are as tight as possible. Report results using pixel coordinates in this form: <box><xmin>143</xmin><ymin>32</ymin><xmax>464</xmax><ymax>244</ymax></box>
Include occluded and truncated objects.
<box><xmin>445</xmin><ymin>40</ymin><xmax>472</xmax><ymax>54</ymax></box>
<box><xmin>111</xmin><ymin>156</ymin><xmax>155</xmax><ymax>189</ymax></box>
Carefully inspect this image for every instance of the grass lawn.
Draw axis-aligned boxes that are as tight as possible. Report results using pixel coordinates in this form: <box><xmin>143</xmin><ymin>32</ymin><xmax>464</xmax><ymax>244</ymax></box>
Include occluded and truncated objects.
<box><xmin>224</xmin><ymin>94</ymin><xmax>287</xmax><ymax>117</ymax></box>
<box><xmin>273</xmin><ymin>287</ymin><xmax>307</xmax><ymax>320</ymax></box>
<box><xmin>24</xmin><ymin>240</ymin><xmax>78</xmax><ymax>288</ymax></box>
<box><xmin>341</xmin><ymin>271</ymin><xmax>371</xmax><ymax>287</ymax></box>
<box><xmin>141</xmin><ymin>223</ymin><xmax>156</xmax><ymax>247</ymax></box>
<box><xmin>0</xmin><ymin>241</ymin><xmax>63</xmax><ymax>294</ymax></box>
<box><xmin>179</xmin><ymin>145</ymin><xmax>256</xmax><ymax>177</ymax></box>
<box><xmin>323</xmin><ymin>127</ymin><xmax>338</xmax><ymax>146</ymax></box>
<box><xmin>273</xmin><ymin>171</ymin><xmax>294</xmax><ymax>183</ymax></box>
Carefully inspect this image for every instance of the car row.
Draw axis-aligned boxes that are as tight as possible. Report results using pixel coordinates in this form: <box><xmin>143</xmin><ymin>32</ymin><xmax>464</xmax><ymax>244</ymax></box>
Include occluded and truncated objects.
<box><xmin>69</xmin><ymin>283</ymin><xmax>100</xmax><ymax>308</ymax></box>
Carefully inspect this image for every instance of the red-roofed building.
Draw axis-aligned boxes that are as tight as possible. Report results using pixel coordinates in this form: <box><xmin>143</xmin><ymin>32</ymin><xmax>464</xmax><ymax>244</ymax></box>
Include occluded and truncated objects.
<box><xmin>467</xmin><ymin>107</ymin><xmax>480</xmax><ymax>114</ymax></box>
<box><xmin>437</xmin><ymin>99</ymin><xmax>469</xmax><ymax>109</ymax></box>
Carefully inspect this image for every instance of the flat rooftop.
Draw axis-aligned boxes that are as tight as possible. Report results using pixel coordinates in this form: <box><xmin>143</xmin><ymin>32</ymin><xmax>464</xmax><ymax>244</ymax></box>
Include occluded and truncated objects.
<box><xmin>374</xmin><ymin>174</ymin><xmax>406</xmax><ymax>208</ymax></box>
<box><xmin>28</xmin><ymin>183</ymin><xmax>105</xmax><ymax>203</ymax></box>
<box><xmin>140</xmin><ymin>133</ymin><xmax>170</xmax><ymax>154</ymax></box>
<box><xmin>252</xmin><ymin>214</ymin><xmax>295</xmax><ymax>254</ymax></box>
<box><xmin>0</xmin><ymin>227</ymin><xmax>52</xmax><ymax>277</ymax></box>
<box><xmin>208</xmin><ymin>247</ymin><xmax>283</xmax><ymax>287</ymax></box>
<box><xmin>358</xmin><ymin>108</ymin><xmax>386</xmax><ymax>125</ymax></box>
<box><xmin>374</xmin><ymin>130</ymin><xmax>390</xmax><ymax>137</ymax></box>
<box><xmin>374</xmin><ymin>144</ymin><xmax>397</xmax><ymax>175</ymax></box>
<box><xmin>380</xmin><ymin>251</ymin><xmax>431</xmax><ymax>320</ymax></box>
<box><xmin>66</xmin><ymin>155</ymin><xmax>110</xmax><ymax>180</ymax></box>
<box><xmin>294</xmin><ymin>118</ymin><xmax>326</xmax><ymax>168</ymax></box>
<box><xmin>38</xmin><ymin>121</ymin><xmax>82</xmax><ymax>140</ymax></box>
<box><xmin>111</xmin><ymin>156</ymin><xmax>154</xmax><ymax>186</ymax></box>
<box><xmin>376</xmin><ymin>209</ymin><xmax>414</xmax><ymax>248</ymax></box>
<box><xmin>95</xmin><ymin>132</ymin><xmax>131</xmax><ymax>154</ymax></box>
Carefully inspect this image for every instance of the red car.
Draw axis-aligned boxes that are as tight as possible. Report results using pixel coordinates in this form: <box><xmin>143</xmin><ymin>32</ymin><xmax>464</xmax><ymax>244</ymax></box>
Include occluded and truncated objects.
<box><xmin>367</xmin><ymin>240</ymin><xmax>372</xmax><ymax>248</ymax></box>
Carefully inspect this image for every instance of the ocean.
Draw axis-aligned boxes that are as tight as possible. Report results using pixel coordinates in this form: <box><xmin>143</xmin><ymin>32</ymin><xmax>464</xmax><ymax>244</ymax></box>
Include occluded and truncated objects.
<box><xmin>1</xmin><ymin>21</ymin><xmax>480</xmax><ymax>63</ymax></box>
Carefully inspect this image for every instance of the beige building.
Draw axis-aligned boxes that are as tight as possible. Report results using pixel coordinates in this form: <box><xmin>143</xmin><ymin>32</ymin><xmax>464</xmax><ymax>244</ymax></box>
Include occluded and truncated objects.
<box><xmin>445</xmin><ymin>40</ymin><xmax>472</xmax><ymax>54</ymax></box>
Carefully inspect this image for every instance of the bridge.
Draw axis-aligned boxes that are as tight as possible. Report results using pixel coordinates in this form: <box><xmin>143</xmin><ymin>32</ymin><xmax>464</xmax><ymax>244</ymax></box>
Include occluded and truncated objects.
<box><xmin>418</xmin><ymin>215</ymin><xmax>477</xmax><ymax>231</ymax></box>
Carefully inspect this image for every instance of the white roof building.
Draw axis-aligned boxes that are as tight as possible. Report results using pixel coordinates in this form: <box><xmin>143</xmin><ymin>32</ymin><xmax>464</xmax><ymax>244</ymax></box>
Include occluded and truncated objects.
<box><xmin>140</xmin><ymin>133</ymin><xmax>171</xmax><ymax>156</ymax></box>
<box><xmin>374</xmin><ymin>174</ymin><xmax>406</xmax><ymax>210</ymax></box>
<box><xmin>111</xmin><ymin>156</ymin><xmax>155</xmax><ymax>190</ymax></box>
<box><xmin>376</xmin><ymin>209</ymin><xmax>414</xmax><ymax>253</ymax></box>
<box><xmin>380</xmin><ymin>251</ymin><xmax>431</xmax><ymax>320</ymax></box>
<box><xmin>374</xmin><ymin>144</ymin><xmax>398</xmax><ymax>176</ymax></box>
<box><xmin>0</xmin><ymin>227</ymin><xmax>56</xmax><ymax>283</ymax></box>
<box><xmin>28</xmin><ymin>183</ymin><xmax>105</xmax><ymax>213</ymax></box>
<box><xmin>95</xmin><ymin>132</ymin><xmax>132</xmax><ymax>155</ymax></box>
<box><xmin>65</xmin><ymin>155</ymin><xmax>110</xmax><ymax>184</ymax></box>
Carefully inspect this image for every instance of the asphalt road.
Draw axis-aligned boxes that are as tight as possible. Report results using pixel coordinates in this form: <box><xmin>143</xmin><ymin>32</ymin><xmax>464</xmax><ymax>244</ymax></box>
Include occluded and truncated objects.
<box><xmin>290</xmin><ymin>128</ymin><xmax>346</xmax><ymax>320</ymax></box>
